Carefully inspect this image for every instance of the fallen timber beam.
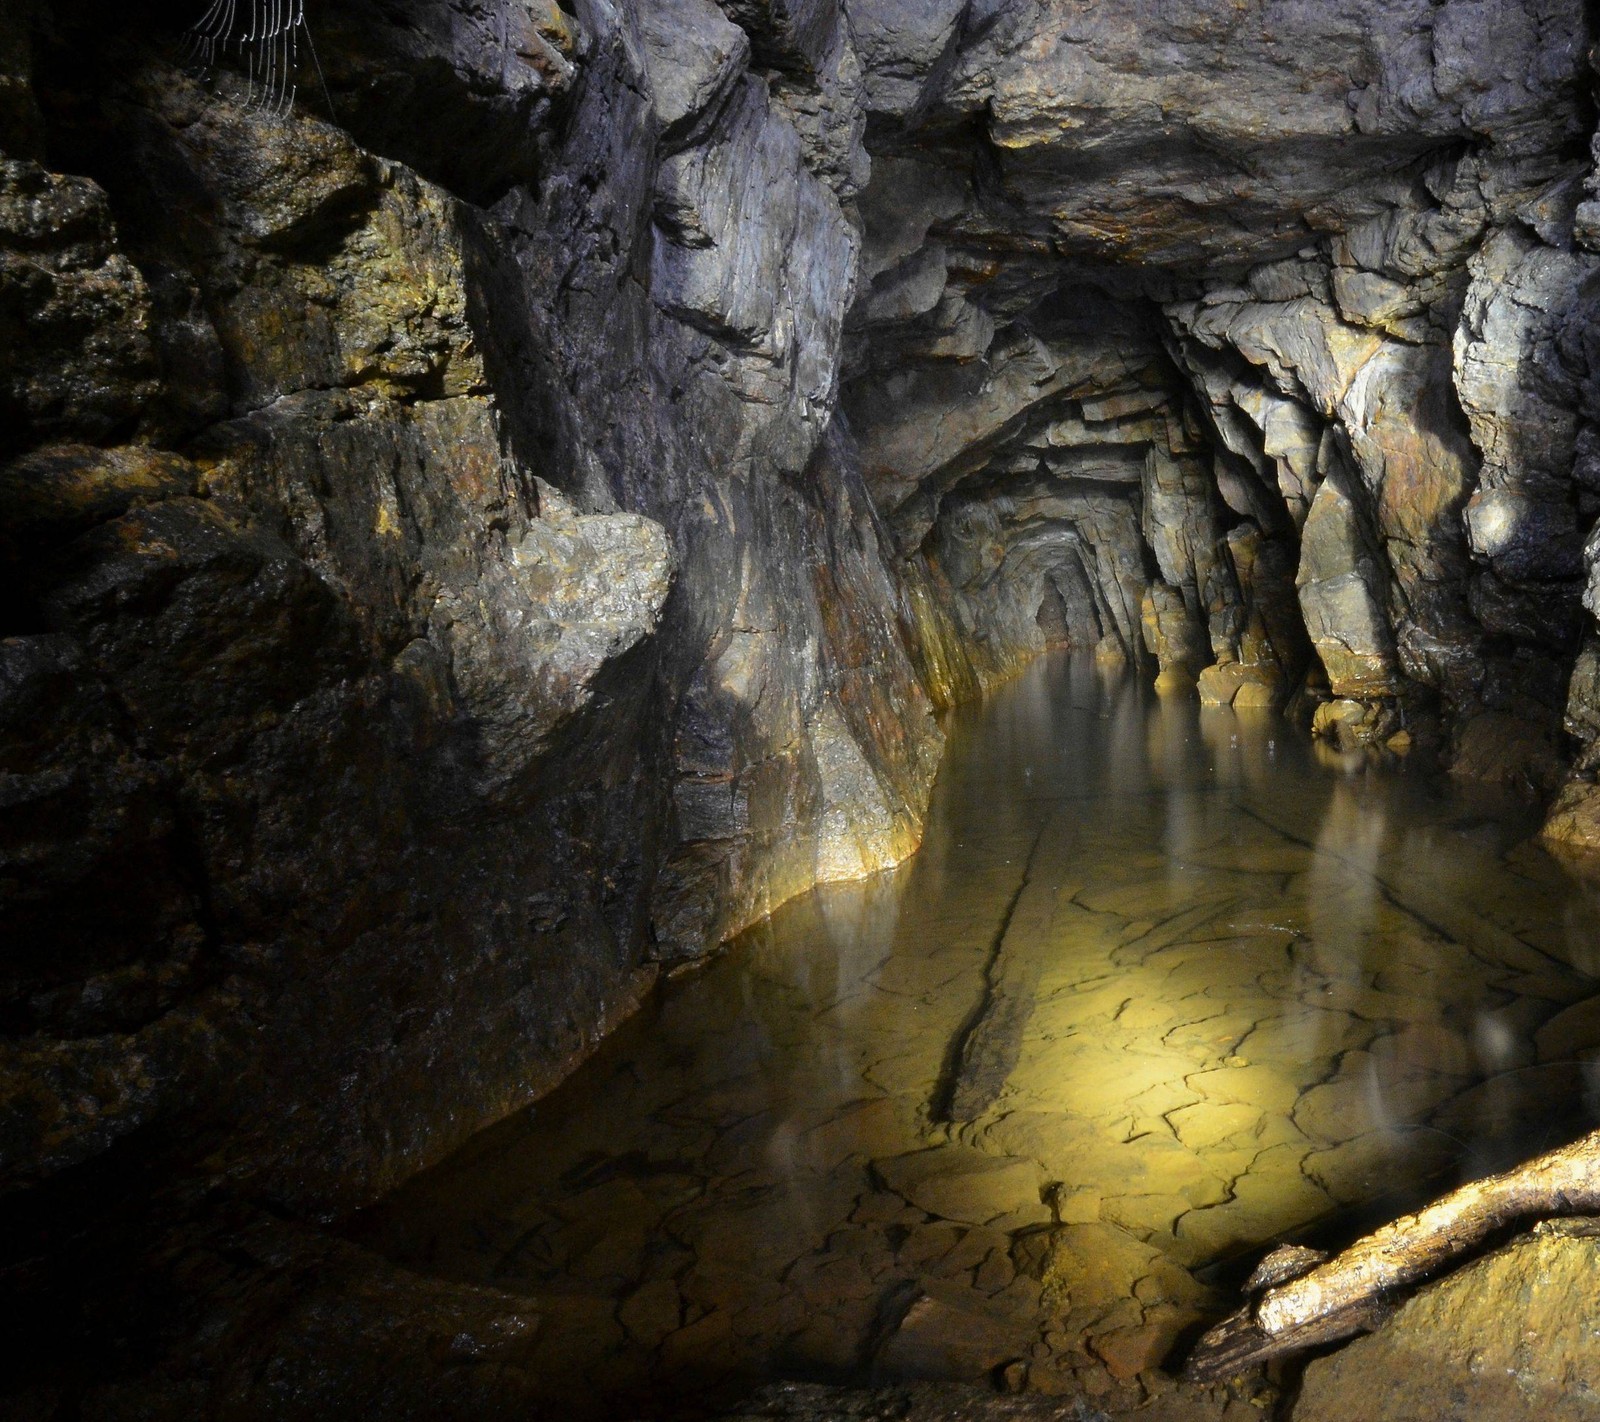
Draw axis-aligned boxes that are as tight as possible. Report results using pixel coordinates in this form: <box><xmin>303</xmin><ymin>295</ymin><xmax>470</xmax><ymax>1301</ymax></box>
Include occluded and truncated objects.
<box><xmin>1184</xmin><ymin>1127</ymin><xmax>1600</xmax><ymax>1382</ymax></box>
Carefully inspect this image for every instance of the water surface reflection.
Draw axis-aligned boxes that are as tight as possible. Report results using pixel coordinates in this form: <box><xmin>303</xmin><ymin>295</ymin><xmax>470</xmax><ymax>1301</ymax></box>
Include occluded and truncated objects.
<box><xmin>357</xmin><ymin>655</ymin><xmax>1600</xmax><ymax>1413</ymax></box>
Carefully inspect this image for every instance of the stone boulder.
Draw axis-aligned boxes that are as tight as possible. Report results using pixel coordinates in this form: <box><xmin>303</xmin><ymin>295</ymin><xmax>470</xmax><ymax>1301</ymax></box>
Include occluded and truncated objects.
<box><xmin>1293</xmin><ymin>1220</ymin><xmax>1600</xmax><ymax>1422</ymax></box>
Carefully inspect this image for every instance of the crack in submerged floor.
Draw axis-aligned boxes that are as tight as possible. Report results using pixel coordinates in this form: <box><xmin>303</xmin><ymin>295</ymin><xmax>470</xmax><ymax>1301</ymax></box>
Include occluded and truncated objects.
<box><xmin>931</xmin><ymin>812</ymin><xmax>1059</xmax><ymax>1125</ymax></box>
<box><xmin>350</xmin><ymin>656</ymin><xmax>1600</xmax><ymax>1419</ymax></box>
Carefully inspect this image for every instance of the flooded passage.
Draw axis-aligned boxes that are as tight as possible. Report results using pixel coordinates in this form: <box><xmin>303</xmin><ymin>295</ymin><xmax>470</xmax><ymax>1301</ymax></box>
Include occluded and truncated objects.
<box><xmin>357</xmin><ymin>655</ymin><xmax>1600</xmax><ymax>1415</ymax></box>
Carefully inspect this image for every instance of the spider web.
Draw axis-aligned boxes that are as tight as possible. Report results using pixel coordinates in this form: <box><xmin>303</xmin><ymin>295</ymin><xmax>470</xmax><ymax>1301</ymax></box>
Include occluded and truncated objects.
<box><xmin>185</xmin><ymin>0</ymin><xmax>323</xmax><ymax>116</ymax></box>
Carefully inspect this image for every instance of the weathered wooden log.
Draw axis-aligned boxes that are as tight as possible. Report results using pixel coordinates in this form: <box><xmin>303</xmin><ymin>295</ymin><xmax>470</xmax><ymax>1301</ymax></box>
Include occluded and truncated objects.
<box><xmin>1243</xmin><ymin>1243</ymin><xmax>1326</xmax><ymax>1293</ymax></box>
<box><xmin>1182</xmin><ymin>1296</ymin><xmax>1392</xmax><ymax>1381</ymax></box>
<box><xmin>1185</xmin><ymin>1127</ymin><xmax>1600</xmax><ymax>1382</ymax></box>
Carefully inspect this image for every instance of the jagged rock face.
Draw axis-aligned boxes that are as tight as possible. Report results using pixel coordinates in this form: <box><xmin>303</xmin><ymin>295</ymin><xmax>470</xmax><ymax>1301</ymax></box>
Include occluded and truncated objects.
<box><xmin>845</xmin><ymin>0</ymin><xmax>1600</xmax><ymax>770</ymax></box>
<box><xmin>5</xmin><ymin>4</ymin><xmax>1600</xmax><ymax>1407</ymax></box>
<box><xmin>940</xmin><ymin>0</ymin><xmax>1587</xmax><ymax>269</ymax></box>
<box><xmin>0</xmin><ymin>0</ymin><xmax>942</xmax><ymax>1211</ymax></box>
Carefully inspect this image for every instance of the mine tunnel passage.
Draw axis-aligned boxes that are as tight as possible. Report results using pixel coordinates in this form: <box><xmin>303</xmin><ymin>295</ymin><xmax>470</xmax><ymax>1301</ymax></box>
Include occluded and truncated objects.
<box><xmin>12</xmin><ymin>0</ymin><xmax>1600</xmax><ymax>1415</ymax></box>
<box><xmin>354</xmin><ymin>655</ymin><xmax>1600</xmax><ymax>1416</ymax></box>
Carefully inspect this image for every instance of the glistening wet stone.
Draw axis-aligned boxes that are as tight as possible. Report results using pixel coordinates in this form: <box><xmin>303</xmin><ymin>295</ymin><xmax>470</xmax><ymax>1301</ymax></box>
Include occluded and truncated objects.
<box><xmin>353</xmin><ymin>655</ymin><xmax>1600</xmax><ymax>1417</ymax></box>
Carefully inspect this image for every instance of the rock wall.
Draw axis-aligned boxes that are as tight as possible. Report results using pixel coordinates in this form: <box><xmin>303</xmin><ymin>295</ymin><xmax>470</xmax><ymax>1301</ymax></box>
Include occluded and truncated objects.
<box><xmin>0</xmin><ymin>0</ymin><xmax>944</xmax><ymax>1216</ymax></box>
<box><xmin>840</xmin><ymin>0</ymin><xmax>1600</xmax><ymax>792</ymax></box>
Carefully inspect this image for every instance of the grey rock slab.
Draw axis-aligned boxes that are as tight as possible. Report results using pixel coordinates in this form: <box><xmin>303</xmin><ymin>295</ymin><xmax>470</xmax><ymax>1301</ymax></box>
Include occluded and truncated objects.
<box><xmin>638</xmin><ymin>0</ymin><xmax>753</xmax><ymax>144</ymax></box>
<box><xmin>847</xmin><ymin>0</ymin><xmax>968</xmax><ymax>118</ymax></box>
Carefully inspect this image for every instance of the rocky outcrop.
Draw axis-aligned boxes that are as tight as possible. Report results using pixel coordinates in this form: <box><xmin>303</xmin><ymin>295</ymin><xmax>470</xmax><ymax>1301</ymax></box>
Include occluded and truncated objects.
<box><xmin>0</xmin><ymin>0</ymin><xmax>942</xmax><ymax>1220</ymax></box>
<box><xmin>1293</xmin><ymin>1219</ymin><xmax>1600</xmax><ymax>1422</ymax></box>
<box><xmin>0</xmin><ymin>160</ymin><xmax>158</xmax><ymax>452</ymax></box>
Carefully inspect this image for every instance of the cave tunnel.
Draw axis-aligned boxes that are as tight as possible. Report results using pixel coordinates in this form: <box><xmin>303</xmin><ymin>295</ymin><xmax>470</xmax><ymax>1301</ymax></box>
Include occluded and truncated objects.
<box><xmin>9</xmin><ymin>1</ymin><xmax>1600</xmax><ymax>1419</ymax></box>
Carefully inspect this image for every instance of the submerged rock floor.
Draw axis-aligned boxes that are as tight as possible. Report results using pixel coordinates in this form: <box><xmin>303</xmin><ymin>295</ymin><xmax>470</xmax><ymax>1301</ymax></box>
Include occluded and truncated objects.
<box><xmin>354</xmin><ymin>655</ymin><xmax>1600</xmax><ymax>1418</ymax></box>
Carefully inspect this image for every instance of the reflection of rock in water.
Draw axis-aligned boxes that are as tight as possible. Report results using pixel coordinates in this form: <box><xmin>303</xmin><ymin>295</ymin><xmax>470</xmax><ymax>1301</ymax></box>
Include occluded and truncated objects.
<box><xmin>357</xmin><ymin>657</ymin><xmax>1600</xmax><ymax>1416</ymax></box>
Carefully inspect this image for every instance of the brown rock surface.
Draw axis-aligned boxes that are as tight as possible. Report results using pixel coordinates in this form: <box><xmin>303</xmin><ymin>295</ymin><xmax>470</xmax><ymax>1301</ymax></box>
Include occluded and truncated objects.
<box><xmin>1292</xmin><ymin>1221</ymin><xmax>1600</xmax><ymax>1422</ymax></box>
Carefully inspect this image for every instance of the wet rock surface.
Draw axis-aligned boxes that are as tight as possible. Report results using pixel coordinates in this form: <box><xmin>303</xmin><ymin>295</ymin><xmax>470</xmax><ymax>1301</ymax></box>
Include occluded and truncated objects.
<box><xmin>707</xmin><ymin>1208</ymin><xmax>1600</xmax><ymax>1422</ymax></box>
<box><xmin>355</xmin><ymin>659</ymin><xmax>1600</xmax><ymax>1419</ymax></box>
<box><xmin>1292</xmin><ymin>1218</ymin><xmax>1600</xmax><ymax>1422</ymax></box>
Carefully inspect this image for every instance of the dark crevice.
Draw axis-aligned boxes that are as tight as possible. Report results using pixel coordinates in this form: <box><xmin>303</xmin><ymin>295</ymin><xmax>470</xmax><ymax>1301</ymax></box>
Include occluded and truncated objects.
<box><xmin>929</xmin><ymin>812</ymin><xmax>1054</xmax><ymax>1124</ymax></box>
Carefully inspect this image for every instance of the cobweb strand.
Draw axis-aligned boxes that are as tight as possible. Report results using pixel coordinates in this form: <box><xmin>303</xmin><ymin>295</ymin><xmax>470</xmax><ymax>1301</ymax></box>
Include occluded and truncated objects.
<box><xmin>184</xmin><ymin>0</ymin><xmax>320</xmax><ymax>118</ymax></box>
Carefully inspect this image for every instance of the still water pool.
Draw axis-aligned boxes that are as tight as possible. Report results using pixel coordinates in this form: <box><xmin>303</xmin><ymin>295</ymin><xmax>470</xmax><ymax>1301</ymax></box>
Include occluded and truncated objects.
<box><xmin>355</xmin><ymin>655</ymin><xmax>1600</xmax><ymax>1415</ymax></box>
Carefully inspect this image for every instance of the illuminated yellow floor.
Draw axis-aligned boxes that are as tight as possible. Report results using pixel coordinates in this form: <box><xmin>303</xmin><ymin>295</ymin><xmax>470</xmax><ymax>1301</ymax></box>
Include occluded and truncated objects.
<box><xmin>355</xmin><ymin>655</ymin><xmax>1600</xmax><ymax>1417</ymax></box>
